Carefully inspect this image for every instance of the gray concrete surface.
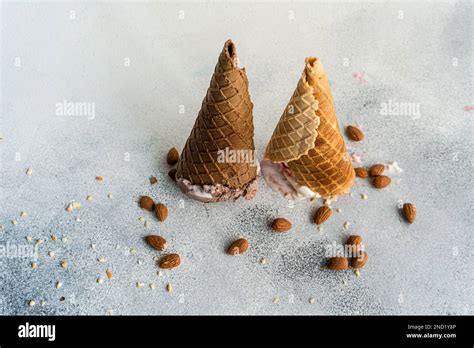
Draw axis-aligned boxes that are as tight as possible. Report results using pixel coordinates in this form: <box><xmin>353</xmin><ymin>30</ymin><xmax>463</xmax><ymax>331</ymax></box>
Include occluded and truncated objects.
<box><xmin>0</xmin><ymin>0</ymin><xmax>473</xmax><ymax>315</ymax></box>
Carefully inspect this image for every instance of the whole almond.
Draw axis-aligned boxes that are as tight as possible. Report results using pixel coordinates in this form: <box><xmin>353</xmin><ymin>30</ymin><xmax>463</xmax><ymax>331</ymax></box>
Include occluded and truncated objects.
<box><xmin>345</xmin><ymin>235</ymin><xmax>363</xmax><ymax>255</ymax></box>
<box><xmin>373</xmin><ymin>175</ymin><xmax>391</xmax><ymax>189</ymax></box>
<box><xmin>159</xmin><ymin>254</ymin><xmax>181</xmax><ymax>269</ymax></box>
<box><xmin>168</xmin><ymin>168</ymin><xmax>177</xmax><ymax>180</ymax></box>
<box><xmin>167</xmin><ymin>147</ymin><xmax>179</xmax><ymax>165</ymax></box>
<box><xmin>403</xmin><ymin>203</ymin><xmax>416</xmax><ymax>224</ymax></box>
<box><xmin>369</xmin><ymin>164</ymin><xmax>385</xmax><ymax>177</ymax></box>
<box><xmin>351</xmin><ymin>251</ymin><xmax>369</xmax><ymax>269</ymax></box>
<box><xmin>139</xmin><ymin>196</ymin><xmax>155</xmax><ymax>212</ymax></box>
<box><xmin>326</xmin><ymin>257</ymin><xmax>349</xmax><ymax>271</ymax></box>
<box><xmin>145</xmin><ymin>235</ymin><xmax>167</xmax><ymax>251</ymax></box>
<box><xmin>227</xmin><ymin>238</ymin><xmax>249</xmax><ymax>256</ymax></box>
<box><xmin>354</xmin><ymin>167</ymin><xmax>369</xmax><ymax>178</ymax></box>
<box><xmin>313</xmin><ymin>206</ymin><xmax>332</xmax><ymax>225</ymax></box>
<box><xmin>346</xmin><ymin>125</ymin><xmax>364</xmax><ymax>141</ymax></box>
<box><xmin>155</xmin><ymin>203</ymin><xmax>168</xmax><ymax>222</ymax></box>
<box><xmin>271</xmin><ymin>218</ymin><xmax>292</xmax><ymax>232</ymax></box>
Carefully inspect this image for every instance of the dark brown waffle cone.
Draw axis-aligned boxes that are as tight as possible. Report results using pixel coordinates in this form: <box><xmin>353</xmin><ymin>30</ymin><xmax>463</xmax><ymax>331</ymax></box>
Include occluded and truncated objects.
<box><xmin>265</xmin><ymin>57</ymin><xmax>354</xmax><ymax>197</ymax></box>
<box><xmin>176</xmin><ymin>40</ymin><xmax>257</xmax><ymax>189</ymax></box>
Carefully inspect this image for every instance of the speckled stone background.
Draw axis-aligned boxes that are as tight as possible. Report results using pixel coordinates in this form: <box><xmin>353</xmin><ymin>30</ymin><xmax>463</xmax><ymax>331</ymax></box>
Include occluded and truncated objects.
<box><xmin>1</xmin><ymin>0</ymin><xmax>472</xmax><ymax>315</ymax></box>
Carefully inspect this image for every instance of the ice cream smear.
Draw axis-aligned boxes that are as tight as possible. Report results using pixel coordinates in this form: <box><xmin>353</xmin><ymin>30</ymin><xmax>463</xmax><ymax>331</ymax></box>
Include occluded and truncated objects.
<box><xmin>176</xmin><ymin>177</ymin><xmax>257</xmax><ymax>203</ymax></box>
<box><xmin>260</xmin><ymin>160</ymin><xmax>319</xmax><ymax>201</ymax></box>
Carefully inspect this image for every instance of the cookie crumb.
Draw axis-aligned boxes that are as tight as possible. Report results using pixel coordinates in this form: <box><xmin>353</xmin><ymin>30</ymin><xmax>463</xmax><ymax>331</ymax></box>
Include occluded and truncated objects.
<box><xmin>272</xmin><ymin>297</ymin><xmax>280</xmax><ymax>304</ymax></box>
<box><xmin>31</xmin><ymin>262</ymin><xmax>38</xmax><ymax>269</ymax></box>
<box><xmin>60</xmin><ymin>260</ymin><xmax>68</xmax><ymax>269</ymax></box>
<box><xmin>106</xmin><ymin>269</ymin><xmax>113</xmax><ymax>279</ymax></box>
<box><xmin>343</xmin><ymin>221</ymin><xmax>350</xmax><ymax>230</ymax></box>
<box><xmin>20</xmin><ymin>211</ymin><xmax>27</xmax><ymax>217</ymax></box>
<box><xmin>26</xmin><ymin>168</ymin><xmax>33</xmax><ymax>176</ymax></box>
<box><xmin>149</xmin><ymin>283</ymin><xmax>156</xmax><ymax>289</ymax></box>
<box><xmin>95</xmin><ymin>175</ymin><xmax>103</xmax><ymax>181</ymax></box>
<box><xmin>48</xmin><ymin>251</ymin><xmax>56</xmax><ymax>258</ymax></box>
<box><xmin>136</xmin><ymin>282</ymin><xmax>144</xmax><ymax>288</ymax></box>
<box><xmin>55</xmin><ymin>281</ymin><xmax>62</xmax><ymax>289</ymax></box>
<box><xmin>259</xmin><ymin>258</ymin><xmax>267</xmax><ymax>265</ymax></box>
<box><xmin>51</xmin><ymin>234</ymin><xmax>58</xmax><ymax>241</ymax></box>
<box><xmin>166</xmin><ymin>283</ymin><xmax>173</xmax><ymax>292</ymax></box>
<box><xmin>361</xmin><ymin>194</ymin><xmax>368</xmax><ymax>200</ymax></box>
<box><xmin>309</xmin><ymin>298</ymin><xmax>315</xmax><ymax>304</ymax></box>
<box><xmin>86</xmin><ymin>195</ymin><xmax>93</xmax><ymax>201</ymax></box>
<box><xmin>97</xmin><ymin>277</ymin><xmax>103</xmax><ymax>284</ymax></box>
<box><xmin>12</xmin><ymin>219</ymin><xmax>18</xmax><ymax>225</ymax></box>
<box><xmin>107</xmin><ymin>194</ymin><xmax>113</xmax><ymax>199</ymax></box>
<box><xmin>28</xmin><ymin>300</ymin><xmax>36</xmax><ymax>307</ymax></box>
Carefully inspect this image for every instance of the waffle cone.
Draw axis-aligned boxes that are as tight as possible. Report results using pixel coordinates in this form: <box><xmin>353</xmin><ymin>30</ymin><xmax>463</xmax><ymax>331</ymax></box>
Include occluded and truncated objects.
<box><xmin>265</xmin><ymin>57</ymin><xmax>354</xmax><ymax>197</ymax></box>
<box><xmin>176</xmin><ymin>40</ymin><xmax>257</xmax><ymax>189</ymax></box>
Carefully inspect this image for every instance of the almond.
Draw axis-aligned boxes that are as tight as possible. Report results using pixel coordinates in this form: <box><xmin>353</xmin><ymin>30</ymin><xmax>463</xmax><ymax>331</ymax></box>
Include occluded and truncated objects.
<box><xmin>227</xmin><ymin>238</ymin><xmax>249</xmax><ymax>256</ymax></box>
<box><xmin>271</xmin><ymin>218</ymin><xmax>292</xmax><ymax>232</ymax></box>
<box><xmin>159</xmin><ymin>254</ymin><xmax>181</xmax><ymax>269</ymax></box>
<box><xmin>351</xmin><ymin>251</ymin><xmax>369</xmax><ymax>269</ymax></box>
<box><xmin>168</xmin><ymin>168</ymin><xmax>177</xmax><ymax>180</ymax></box>
<box><xmin>326</xmin><ymin>257</ymin><xmax>349</xmax><ymax>271</ymax></box>
<box><xmin>345</xmin><ymin>235</ymin><xmax>363</xmax><ymax>255</ymax></box>
<box><xmin>403</xmin><ymin>203</ymin><xmax>416</xmax><ymax>224</ymax></box>
<box><xmin>313</xmin><ymin>206</ymin><xmax>332</xmax><ymax>225</ymax></box>
<box><xmin>346</xmin><ymin>125</ymin><xmax>364</xmax><ymax>141</ymax></box>
<box><xmin>145</xmin><ymin>235</ymin><xmax>167</xmax><ymax>251</ymax></box>
<box><xmin>139</xmin><ymin>196</ymin><xmax>155</xmax><ymax>212</ymax></box>
<box><xmin>167</xmin><ymin>147</ymin><xmax>179</xmax><ymax>165</ymax></box>
<box><xmin>369</xmin><ymin>164</ymin><xmax>385</xmax><ymax>177</ymax></box>
<box><xmin>373</xmin><ymin>175</ymin><xmax>391</xmax><ymax>189</ymax></box>
<box><xmin>354</xmin><ymin>167</ymin><xmax>369</xmax><ymax>178</ymax></box>
<box><xmin>154</xmin><ymin>203</ymin><xmax>168</xmax><ymax>222</ymax></box>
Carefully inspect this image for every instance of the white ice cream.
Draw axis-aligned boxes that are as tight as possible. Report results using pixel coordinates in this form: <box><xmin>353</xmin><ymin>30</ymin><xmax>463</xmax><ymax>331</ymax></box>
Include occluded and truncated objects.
<box><xmin>260</xmin><ymin>160</ymin><xmax>319</xmax><ymax>201</ymax></box>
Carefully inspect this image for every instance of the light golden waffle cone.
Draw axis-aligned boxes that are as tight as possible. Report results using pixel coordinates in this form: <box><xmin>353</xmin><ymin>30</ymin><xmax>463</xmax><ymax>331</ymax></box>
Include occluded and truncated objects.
<box><xmin>265</xmin><ymin>57</ymin><xmax>354</xmax><ymax>197</ymax></box>
<box><xmin>176</xmin><ymin>40</ymin><xmax>257</xmax><ymax>189</ymax></box>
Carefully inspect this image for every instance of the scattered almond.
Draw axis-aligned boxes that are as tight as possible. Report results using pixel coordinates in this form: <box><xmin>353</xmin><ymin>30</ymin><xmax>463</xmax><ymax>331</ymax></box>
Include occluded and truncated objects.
<box><xmin>227</xmin><ymin>238</ymin><xmax>249</xmax><ymax>256</ymax></box>
<box><xmin>159</xmin><ymin>254</ymin><xmax>181</xmax><ymax>269</ymax></box>
<box><xmin>145</xmin><ymin>235</ymin><xmax>167</xmax><ymax>251</ymax></box>
<box><xmin>326</xmin><ymin>257</ymin><xmax>349</xmax><ymax>271</ymax></box>
<box><xmin>369</xmin><ymin>164</ymin><xmax>385</xmax><ymax>177</ymax></box>
<box><xmin>168</xmin><ymin>168</ymin><xmax>177</xmax><ymax>180</ymax></box>
<box><xmin>139</xmin><ymin>196</ymin><xmax>155</xmax><ymax>212</ymax></box>
<box><xmin>154</xmin><ymin>203</ymin><xmax>168</xmax><ymax>222</ymax></box>
<box><xmin>167</xmin><ymin>147</ymin><xmax>180</xmax><ymax>165</ymax></box>
<box><xmin>373</xmin><ymin>175</ymin><xmax>391</xmax><ymax>189</ymax></box>
<box><xmin>271</xmin><ymin>218</ymin><xmax>292</xmax><ymax>232</ymax></box>
<box><xmin>313</xmin><ymin>206</ymin><xmax>332</xmax><ymax>225</ymax></box>
<box><xmin>403</xmin><ymin>203</ymin><xmax>416</xmax><ymax>224</ymax></box>
<box><xmin>351</xmin><ymin>251</ymin><xmax>369</xmax><ymax>269</ymax></box>
<box><xmin>149</xmin><ymin>176</ymin><xmax>158</xmax><ymax>185</ymax></box>
<box><xmin>346</xmin><ymin>125</ymin><xmax>364</xmax><ymax>141</ymax></box>
<box><xmin>354</xmin><ymin>167</ymin><xmax>369</xmax><ymax>178</ymax></box>
<box><xmin>345</xmin><ymin>235</ymin><xmax>363</xmax><ymax>255</ymax></box>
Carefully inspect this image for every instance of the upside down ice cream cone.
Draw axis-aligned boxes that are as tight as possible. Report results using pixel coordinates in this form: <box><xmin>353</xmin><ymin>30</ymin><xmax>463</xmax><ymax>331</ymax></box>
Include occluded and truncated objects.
<box><xmin>262</xmin><ymin>57</ymin><xmax>355</xmax><ymax>200</ymax></box>
<box><xmin>176</xmin><ymin>40</ymin><xmax>257</xmax><ymax>202</ymax></box>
